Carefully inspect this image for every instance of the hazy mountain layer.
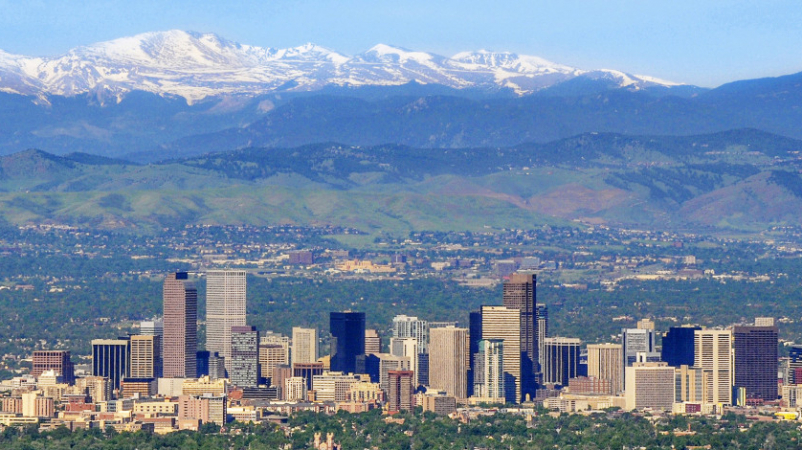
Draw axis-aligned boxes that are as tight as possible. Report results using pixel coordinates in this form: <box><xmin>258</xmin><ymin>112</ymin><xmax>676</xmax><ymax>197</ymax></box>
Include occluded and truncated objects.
<box><xmin>1</xmin><ymin>130</ymin><xmax>800</xmax><ymax>234</ymax></box>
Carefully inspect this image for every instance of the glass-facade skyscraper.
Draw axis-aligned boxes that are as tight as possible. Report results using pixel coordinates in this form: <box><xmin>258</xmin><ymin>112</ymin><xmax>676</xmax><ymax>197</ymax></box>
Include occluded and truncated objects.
<box><xmin>330</xmin><ymin>311</ymin><xmax>365</xmax><ymax>374</ymax></box>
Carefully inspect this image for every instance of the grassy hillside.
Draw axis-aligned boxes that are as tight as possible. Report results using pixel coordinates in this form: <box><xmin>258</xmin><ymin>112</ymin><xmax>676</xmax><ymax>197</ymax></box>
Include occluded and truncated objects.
<box><xmin>1</xmin><ymin>129</ymin><xmax>801</xmax><ymax>234</ymax></box>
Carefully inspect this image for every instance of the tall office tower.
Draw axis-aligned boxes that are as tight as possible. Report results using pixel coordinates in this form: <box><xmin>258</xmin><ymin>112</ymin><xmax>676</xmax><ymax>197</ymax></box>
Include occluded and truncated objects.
<box><xmin>230</xmin><ymin>326</ymin><xmax>260</xmax><ymax>387</ymax></box>
<box><xmin>543</xmin><ymin>337</ymin><xmax>581</xmax><ymax>387</ymax></box>
<box><xmin>92</xmin><ymin>339</ymin><xmax>129</xmax><ymax>390</ymax></box>
<box><xmin>32</xmin><ymin>351</ymin><xmax>74</xmax><ymax>384</ymax></box>
<box><xmin>390</xmin><ymin>338</ymin><xmax>419</xmax><ymax>387</ymax></box>
<box><xmin>429</xmin><ymin>326</ymin><xmax>469</xmax><ymax>399</ymax></box>
<box><xmin>392</xmin><ymin>315</ymin><xmax>429</xmax><ymax>353</ymax></box>
<box><xmin>292</xmin><ymin>327</ymin><xmax>319</xmax><ymax>364</ymax></box>
<box><xmin>205</xmin><ymin>270</ymin><xmax>247</xmax><ymax>372</ymax></box>
<box><xmin>387</xmin><ymin>370</ymin><xmax>415</xmax><ymax>412</ymax></box>
<box><xmin>502</xmin><ymin>273</ymin><xmax>537</xmax><ymax>398</ymax></box>
<box><xmin>129</xmin><ymin>335</ymin><xmax>162</xmax><ymax>379</ymax></box>
<box><xmin>473</xmin><ymin>339</ymin><xmax>505</xmax><ymax>400</ymax></box>
<box><xmin>586</xmin><ymin>343</ymin><xmax>623</xmax><ymax>394</ymax></box>
<box><xmin>259</xmin><ymin>343</ymin><xmax>289</xmax><ymax>382</ymax></box>
<box><xmin>480</xmin><ymin>306</ymin><xmax>521</xmax><ymax>403</ymax></box>
<box><xmin>624</xmin><ymin>362</ymin><xmax>675</xmax><ymax>411</ymax></box>
<box><xmin>536</xmin><ymin>303</ymin><xmax>548</xmax><ymax>373</ymax></box>
<box><xmin>622</xmin><ymin>327</ymin><xmax>658</xmax><ymax>375</ymax></box>
<box><xmin>662</xmin><ymin>326</ymin><xmax>701</xmax><ymax>367</ymax></box>
<box><xmin>365</xmin><ymin>329</ymin><xmax>382</xmax><ymax>354</ymax></box>
<box><xmin>330</xmin><ymin>311</ymin><xmax>365</xmax><ymax>374</ymax></box>
<box><xmin>163</xmin><ymin>272</ymin><xmax>197</xmax><ymax>378</ymax></box>
<box><xmin>733</xmin><ymin>323</ymin><xmax>779</xmax><ymax>401</ymax></box>
<box><xmin>694</xmin><ymin>329</ymin><xmax>733</xmax><ymax>405</ymax></box>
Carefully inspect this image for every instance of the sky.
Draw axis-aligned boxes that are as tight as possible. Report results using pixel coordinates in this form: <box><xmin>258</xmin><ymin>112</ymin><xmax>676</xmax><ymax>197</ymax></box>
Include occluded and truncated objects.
<box><xmin>0</xmin><ymin>0</ymin><xmax>800</xmax><ymax>87</ymax></box>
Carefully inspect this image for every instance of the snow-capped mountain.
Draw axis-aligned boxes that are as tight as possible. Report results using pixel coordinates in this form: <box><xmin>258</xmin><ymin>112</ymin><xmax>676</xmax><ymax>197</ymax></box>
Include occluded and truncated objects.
<box><xmin>0</xmin><ymin>30</ymin><xmax>682</xmax><ymax>102</ymax></box>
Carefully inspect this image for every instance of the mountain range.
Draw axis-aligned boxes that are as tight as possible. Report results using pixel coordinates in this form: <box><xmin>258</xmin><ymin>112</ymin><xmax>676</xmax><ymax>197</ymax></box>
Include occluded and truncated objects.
<box><xmin>2</xmin><ymin>31</ymin><xmax>802</xmax><ymax>235</ymax></box>
<box><xmin>0</xmin><ymin>30</ymin><xmax>685</xmax><ymax>102</ymax></box>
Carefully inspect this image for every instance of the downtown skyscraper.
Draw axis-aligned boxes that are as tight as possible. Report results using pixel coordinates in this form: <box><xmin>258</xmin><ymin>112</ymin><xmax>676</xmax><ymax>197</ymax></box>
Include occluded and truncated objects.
<box><xmin>695</xmin><ymin>329</ymin><xmax>733</xmax><ymax>405</ymax></box>
<box><xmin>163</xmin><ymin>272</ymin><xmax>197</xmax><ymax>378</ymax></box>
<box><xmin>206</xmin><ymin>270</ymin><xmax>247</xmax><ymax>372</ymax></box>
<box><xmin>502</xmin><ymin>273</ymin><xmax>537</xmax><ymax>398</ymax></box>
<box><xmin>733</xmin><ymin>320</ymin><xmax>779</xmax><ymax>401</ymax></box>
<box><xmin>476</xmin><ymin>305</ymin><xmax>521</xmax><ymax>403</ymax></box>
<box><xmin>292</xmin><ymin>327</ymin><xmax>318</xmax><ymax>364</ymax></box>
<box><xmin>330</xmin><ymin>311</ymin><xmax>365</xmax><ymax>374</ymax></box>
<box><xmin>429</xmin><ymin>326</ymin><xmax>469</xmax><ymax>400</ymax></box>
<box><xmin>230</xmin><ymin>326</ymin><xmax>260</xmax><ymax>387</ymax></box>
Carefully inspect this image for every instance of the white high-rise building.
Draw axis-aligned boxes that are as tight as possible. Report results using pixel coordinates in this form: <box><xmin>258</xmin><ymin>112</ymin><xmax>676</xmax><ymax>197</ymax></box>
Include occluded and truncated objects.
<box><xmin>292</xmin><ymin>327</ymin><xmax>318</xmax><ymax>364</ymax></box>
<box><xmin>205</xmin><ymin>270</ymin><xmax>247</xmax><ymax>371</ymax></box>
<box><xmin>480</xmin><ymin>306</ymin><xmax>521</xmax><ymax>403</ymax></box>
<box><xmin>429</xmin><ymin>326</ymin><xmax>469</xmax><ymax>399</ymax></box>
<box><xmin>473</xmin><ymin>339</ymin><xmax>505</xmax><ymax>401</ymax></box>
<box><xmin>393</xmin><ymin>315</ymin><xmax>429</xmax><ymax>353</ymax></box>
<box><xmin>694</xmin><ymin>329</ymin><xmax>733</xmax><ymax>405</ymax></box>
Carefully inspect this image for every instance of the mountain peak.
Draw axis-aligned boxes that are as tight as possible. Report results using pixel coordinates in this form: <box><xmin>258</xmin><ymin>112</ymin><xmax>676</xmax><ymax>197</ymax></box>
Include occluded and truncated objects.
<box><xmin>359</xmin><ymin>44</ymin><xmax>442</xmax><ymax>65</ymax></box>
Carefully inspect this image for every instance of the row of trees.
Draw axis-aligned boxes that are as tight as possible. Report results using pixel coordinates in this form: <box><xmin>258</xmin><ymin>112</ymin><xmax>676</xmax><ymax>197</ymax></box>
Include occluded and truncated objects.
<box><xmin>0</xmin><ymin>410</ymin><xmax>797</xmax><ymax>449</ymax></box>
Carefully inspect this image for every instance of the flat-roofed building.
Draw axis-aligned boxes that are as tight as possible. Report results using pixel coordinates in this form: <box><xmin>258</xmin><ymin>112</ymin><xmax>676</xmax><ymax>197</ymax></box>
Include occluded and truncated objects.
<box><xmin>230</xmin><ymin>326</ymin><xmax>259</xmax><ymax>387</ymax></box>
<box><xmin>387</xmin><ymin>370</ymin><xmax>415</xmax><ymax>412</ymax></box>
<box><xmin>312</xmin><ymin>371</ymin><xmax>360</xmax><ymax>402</ymax></box>
<box><xmin>92</xmin><ymin>339</ymin><xmax>129</xmax><ymax>390</ymax></box>
<box><xmin>694</xmin><ymin>329</ymin><xmax>733</xmax><ymax>405</ymax></box>
<box><xmin>130</xmin><ymin>335</ymin><xmax>161</xmax><ymax>379</ymax></box>
<box><xmin>587</xmin><ymin>343</ymin><xmax>623</xmax><ymax>394</ymax></box>
<box><xmin>625</xmin><ymin>362</ymin><xmax>675</xmax><ymax>411</ymax></box>
<box><xmin>292</xmin><ymin>327</ymin><xmax>318</xmax><ymax>364</ymax></box>
<box><xmin>479</xmin><ymin>306</ymin><xmax>521</xmax><ymax>403</ymax></box>
<box><xmin>733</xmin><ymin>322</ymin><xmax>778</xmax><ymax>401</ymax></box>
<box><xmin>428</xmin><ymin>326</ymin><xmax>469</xmax><ymax>400</ymax></box>
<box><xmin>32</xmin><ymin>351</ymin><xmax>74</xmax><ymax>385</ymax></box>
<box><xmin>205</xmin><ymin>270</ymin><xmax>247</xmax><ymax>373</ymax></box>
<box><xmin>163</xmin><ymin>272</ymin><xmax>197</xmax><ymax>378</ymax></box>
<box><xmin>543</xmin><ymin>337</ymin><xmax>581</xmax><ymax>387</ymax></box>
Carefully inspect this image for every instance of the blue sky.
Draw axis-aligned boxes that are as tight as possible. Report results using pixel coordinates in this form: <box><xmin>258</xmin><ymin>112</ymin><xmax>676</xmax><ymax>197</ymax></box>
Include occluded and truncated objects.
<box><xmin>0</xmin><ymin>0</ymin><xmax>800</xmax><ymax>87</ymax></box>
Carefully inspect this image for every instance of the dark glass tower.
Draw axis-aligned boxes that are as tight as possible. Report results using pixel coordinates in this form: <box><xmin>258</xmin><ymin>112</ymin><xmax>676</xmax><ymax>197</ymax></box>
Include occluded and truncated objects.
<box><xmin>468</xmin><ymin>310</ymin><xmax>483</xmax><ymax>397</ymax></box>
<box><xmin>661</xmin><ymin>326</ymin><xmax>701</xmax><ymax>367</ymax></box>
<box><xmin>733</xmin><ymin>324</ymin><xmax>779</xmax><ymax>401</ymax></box>
<box><xmin>329</xmin><ymin>312</ymin><xmax>365</xmax><ymax>374</ymax></box>
<box><xmin>92</xmin><ymin>338</ymin><xmax>130</xmax><ymax>390</ymax></box>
